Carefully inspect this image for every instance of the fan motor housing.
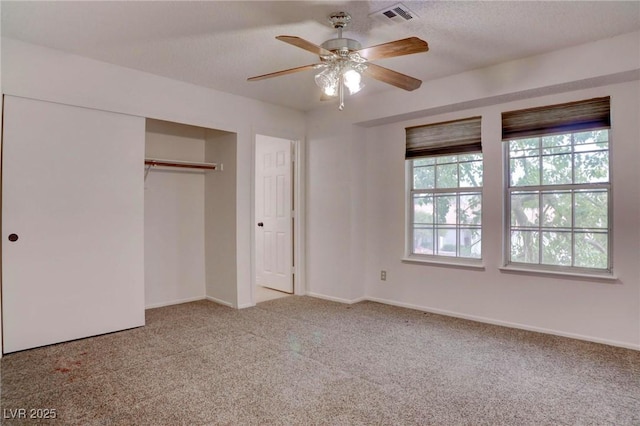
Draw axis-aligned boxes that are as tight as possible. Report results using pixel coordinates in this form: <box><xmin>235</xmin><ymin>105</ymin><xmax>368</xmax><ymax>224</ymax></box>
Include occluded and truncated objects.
<box><xmin>321</xmin><ymin>38</ymin><xmax>362</xmax><ymax>55</ymax></box>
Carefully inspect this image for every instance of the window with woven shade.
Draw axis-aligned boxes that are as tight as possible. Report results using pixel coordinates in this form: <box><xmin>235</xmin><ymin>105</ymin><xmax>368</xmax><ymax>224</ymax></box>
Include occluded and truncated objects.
<box><xmin>406</xmin><ymin>116</ymin><xmax>483</xmax><ymax>261</ymax></box>
<box><xmin>503</xmin><ymin>97</ymin><xmax>612</xmax><ymax>273</ymax></box>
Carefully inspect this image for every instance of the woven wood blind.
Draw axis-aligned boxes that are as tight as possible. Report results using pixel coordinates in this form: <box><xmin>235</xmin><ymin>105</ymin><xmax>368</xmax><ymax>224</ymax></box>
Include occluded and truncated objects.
<box><xmin>502</xmin><ymin>97</ymin><xmax>610</xmax><ymax>140</ymax></box>
<box><xmin>405</xmin><ymin>116</ymin><xmax>482</xmax><ymax>159</ymax></box>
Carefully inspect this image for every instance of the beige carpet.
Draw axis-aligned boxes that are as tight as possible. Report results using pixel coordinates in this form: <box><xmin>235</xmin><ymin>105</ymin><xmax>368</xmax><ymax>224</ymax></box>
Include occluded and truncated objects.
<box><xmin>1</xmin><ymin>296</ymin><xmax>639</xmax><ymax>425</ymax></box>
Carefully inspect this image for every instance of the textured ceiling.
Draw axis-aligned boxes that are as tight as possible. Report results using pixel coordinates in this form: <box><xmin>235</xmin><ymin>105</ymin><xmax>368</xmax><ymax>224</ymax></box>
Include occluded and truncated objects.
<box><xmin>2</xmin><ymin>1</ymin><xmax>639</xmax><ymax>112</ymax></box>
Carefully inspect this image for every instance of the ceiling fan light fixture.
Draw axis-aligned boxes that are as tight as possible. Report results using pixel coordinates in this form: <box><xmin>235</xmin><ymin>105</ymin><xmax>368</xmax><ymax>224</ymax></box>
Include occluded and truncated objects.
<box><xmin>343</xmin><ymin>68</ymin><xmax>363</xmax><ymax>95</ymax></box>
<box><xmin>314</xmin><ymin>67</ymin><xmax>339</xmax><ymax>96</ymax></box>
<box><xmin>247</xmin><ymin>11</ymin><xmax>428</xmax><ymax>111</ymax></box>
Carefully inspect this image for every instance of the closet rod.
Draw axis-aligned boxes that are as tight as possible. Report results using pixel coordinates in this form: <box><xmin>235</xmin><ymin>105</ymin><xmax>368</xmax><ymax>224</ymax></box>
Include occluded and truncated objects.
<box><xmin>144</xmin><ymin>158</ymin><xmax>218</xmax><ymax>170</ymax></box>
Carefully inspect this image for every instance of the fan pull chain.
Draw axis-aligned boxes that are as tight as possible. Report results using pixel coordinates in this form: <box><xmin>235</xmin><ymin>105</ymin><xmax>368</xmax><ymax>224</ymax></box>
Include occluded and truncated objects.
<box><xmin>338</xmin><ymin>74</ymin><xmax>345</xmax><ymax>110</ymax></box>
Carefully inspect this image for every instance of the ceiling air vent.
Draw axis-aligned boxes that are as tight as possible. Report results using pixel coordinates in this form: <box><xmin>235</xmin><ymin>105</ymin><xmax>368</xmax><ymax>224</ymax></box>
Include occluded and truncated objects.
<box><xmin>369</xmin><ymin>3</ymin><xmax>418</xmax><ymax>25</ymax></box>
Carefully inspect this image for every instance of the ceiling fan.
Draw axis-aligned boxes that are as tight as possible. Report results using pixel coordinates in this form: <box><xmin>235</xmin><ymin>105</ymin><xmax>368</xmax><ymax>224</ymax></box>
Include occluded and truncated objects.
<box><xmin>247</xmin><ymin>11</ymin><xmax>429</xmax><ymax>110</ymax></box>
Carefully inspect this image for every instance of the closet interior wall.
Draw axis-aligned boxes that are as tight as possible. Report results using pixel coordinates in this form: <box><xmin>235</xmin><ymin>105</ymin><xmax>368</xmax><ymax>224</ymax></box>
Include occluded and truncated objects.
<box><xmin>144</xmin><ymin>119</ymin><xmax>236</xmax><ymax>308</ymax></box>
<box><xmin>204</xmin><ymin>130</ymin><xmax>238</xmax><ymax>307</ymax></box>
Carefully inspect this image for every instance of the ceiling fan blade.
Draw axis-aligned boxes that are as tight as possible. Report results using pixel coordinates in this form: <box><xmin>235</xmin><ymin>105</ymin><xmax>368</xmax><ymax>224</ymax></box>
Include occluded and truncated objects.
<box><xmin>363</xmin><ymin>63</ymin><xmax>422</xmax><ymax>91</ymax></box>
<box><xmin>276</xmin><ymin>35</ymin><xmax>334</xmax><ymax>57</ymax></box>
<box><xmin>247</xmin><ymin>64</ymin><xmax>319</xmax><ymax>81</ymax></box>
<box><xmin>357</xmin><ymin>37</ymin><xmax>428</xmax><ymax>61</ymax></box>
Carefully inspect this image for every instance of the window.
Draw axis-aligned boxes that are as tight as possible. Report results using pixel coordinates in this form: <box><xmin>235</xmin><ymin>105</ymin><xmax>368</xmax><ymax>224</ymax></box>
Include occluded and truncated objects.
<box><xmin>406</xmin><ymin>117</ymin><xmax>482</xmax><ymax>261</ymax></box>
<box><xmin>503</xmin><ymin>97</ymin><xmax>611</xmax><ymax>273</ymax></box>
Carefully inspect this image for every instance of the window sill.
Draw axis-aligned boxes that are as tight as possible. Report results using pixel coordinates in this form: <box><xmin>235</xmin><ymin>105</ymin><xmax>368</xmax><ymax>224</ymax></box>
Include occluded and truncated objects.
<box><xmin>499</xmin><ymin>266</ymin><xmax>618</xmax><ymax>282</ymax></box>
<box><xmin>402</xmin><ymin>257</ymin><xmax>485</xmax><ymax>270</ymax></box>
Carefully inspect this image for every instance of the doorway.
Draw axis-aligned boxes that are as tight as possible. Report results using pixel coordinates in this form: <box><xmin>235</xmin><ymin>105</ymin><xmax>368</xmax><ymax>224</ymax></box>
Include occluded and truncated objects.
<box><xmin>254</xmin><ymin>134</ymin><xmax>302</xmax><ymax>302</ymax></box>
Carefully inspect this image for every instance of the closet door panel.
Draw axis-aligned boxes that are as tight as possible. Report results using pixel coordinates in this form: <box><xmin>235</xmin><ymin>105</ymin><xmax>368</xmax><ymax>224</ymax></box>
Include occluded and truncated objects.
<box><xmin>2</xmin><ymin>96</ymin><xmax>145</xmax><ymax>353</ymax></box>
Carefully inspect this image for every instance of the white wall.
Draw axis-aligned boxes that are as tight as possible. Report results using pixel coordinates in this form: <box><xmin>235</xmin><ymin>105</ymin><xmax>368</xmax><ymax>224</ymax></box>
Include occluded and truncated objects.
<box><xmin>306</xmin><ymin>31</ymin><xmax>640</xmax><ymax>348</ymax></box>
<box><xmin>144</xmin><ymin>119</ymin><xmax>207</xmax><ymax>308</ymax></box>
<box><xmin>305</xmin><ymin>120</ymin><xmax>368</xmax><ymax>303</ymax></box>
<box><xmin>1</xmin><ymin>38</ymin><xmax>306</xmax><ymax>310</ymax></box>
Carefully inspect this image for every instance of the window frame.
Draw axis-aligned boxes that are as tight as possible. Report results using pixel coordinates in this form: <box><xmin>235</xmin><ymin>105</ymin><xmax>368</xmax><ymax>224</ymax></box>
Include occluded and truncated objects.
<box><xmin>503</xmin><ymin>129</ymin><xmax>613</xmax><ymax>275</ymax></box>
<box><xmin>405</xmin><ymin>153</ymin><xmax>484</xmax><ymax>264</ymax></box>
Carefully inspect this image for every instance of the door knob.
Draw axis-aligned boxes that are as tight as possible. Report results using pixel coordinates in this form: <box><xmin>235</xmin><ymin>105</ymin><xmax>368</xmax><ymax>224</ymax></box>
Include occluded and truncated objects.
<box><xmin>8</xmin><ymin>233</ymin><xmax>19</xmax><ymax>242</ymax></box>
<box><xmin>257</xmin><ymin>222</ymin><xmax>264</xmax><ymax>227</ymax></box>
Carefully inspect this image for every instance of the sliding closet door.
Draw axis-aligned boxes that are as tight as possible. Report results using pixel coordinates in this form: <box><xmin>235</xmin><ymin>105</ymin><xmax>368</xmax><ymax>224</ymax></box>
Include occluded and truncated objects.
<box><xmin>2</xmin><ymin>96</ymin><xmax>145</xmax><ymax>353</ymax></box>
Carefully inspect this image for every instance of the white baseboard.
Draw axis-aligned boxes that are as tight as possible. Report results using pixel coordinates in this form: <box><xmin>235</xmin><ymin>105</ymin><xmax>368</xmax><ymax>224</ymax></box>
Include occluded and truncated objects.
<box><xmin>307</xmin><ymin>292</ymin><xmax>367</xmax><ymax>305</ymax></box>
<box><xmin>205</xmin><ymin>296</ymin><xmax>234</xmax><ymax>308</ymax></box>
<box><xmin>365</xmin><ymin>296</ymin><xmax>640</xmax><ymax>351</ymax></box>
<box><xmin>237</xmin><ymin>302</ymin><xmax>256</xmax><ymax>309</ymax></box>
<box><xmin>145</xmin><ymin>296</ymin><xmax>206</xmax><ymax>310</ymax></box>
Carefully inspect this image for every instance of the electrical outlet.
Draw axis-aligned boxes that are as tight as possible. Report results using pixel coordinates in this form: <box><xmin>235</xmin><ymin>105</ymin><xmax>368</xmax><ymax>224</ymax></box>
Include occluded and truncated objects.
<box><xmin>380</xmin><ymin>270</ymin><xmax>387</xmax><ymax>281</ymax></box>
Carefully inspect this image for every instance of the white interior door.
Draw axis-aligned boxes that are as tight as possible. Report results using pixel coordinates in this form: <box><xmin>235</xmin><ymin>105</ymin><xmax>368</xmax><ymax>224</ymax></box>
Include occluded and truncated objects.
<box><xmin>2</xmin><ymin>96</ymin><xmax>146</xmax><ymax>353</ymax></box>
<box><xmin>255</xmin><ymin>135</ymin><xmax>293</xmax><ymax>293</ymax></box>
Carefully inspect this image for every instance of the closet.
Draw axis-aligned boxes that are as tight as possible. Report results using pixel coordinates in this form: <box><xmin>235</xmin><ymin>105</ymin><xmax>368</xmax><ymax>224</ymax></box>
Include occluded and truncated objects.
<box><xmin>144</xmin><ymin>119</ymin><xmax>237</xmax><ymax>309</ymax></box>
<box><xmin>1</xmin><ymin>98</ymin><xmax>238</xmax><ymax>354</ymax></box>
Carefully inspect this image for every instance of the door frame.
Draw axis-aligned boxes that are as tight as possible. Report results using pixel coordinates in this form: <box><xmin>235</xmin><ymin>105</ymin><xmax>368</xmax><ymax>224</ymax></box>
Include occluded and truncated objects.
<box><xmin>251</xmin><ymin>131</ymin><xmax>305</xmax><ymax>304</ymax></box>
